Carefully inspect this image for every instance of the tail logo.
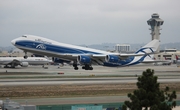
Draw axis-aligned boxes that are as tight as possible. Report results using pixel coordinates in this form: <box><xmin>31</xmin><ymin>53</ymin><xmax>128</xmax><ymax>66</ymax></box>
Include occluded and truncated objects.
<box><xmin>36</xmin><ymin>44</ymin><xmax>46</xmax><ymax>50</ymax></box>
<box><xmin>176</xmin><ymin>55</ymin><xmax>179</xmax><ymax>60</ymax></box>
<box><xmin>136</xmin><ymin>47</ymin><xmax>154</xmax><ymax>54</ymax></box>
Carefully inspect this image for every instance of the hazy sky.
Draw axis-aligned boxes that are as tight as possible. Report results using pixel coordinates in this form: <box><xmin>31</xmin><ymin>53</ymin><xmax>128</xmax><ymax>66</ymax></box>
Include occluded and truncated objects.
<box><xmin>0</xmin><ymin>0</ymin><xmax>180</xmax><ymax>46</ymax></box>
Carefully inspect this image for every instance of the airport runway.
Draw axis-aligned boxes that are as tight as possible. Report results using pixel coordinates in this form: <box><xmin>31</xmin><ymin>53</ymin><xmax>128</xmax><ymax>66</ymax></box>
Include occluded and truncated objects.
<box><xmin>1</xmin><ymin>65</ymin><xmax>180</xmax><ymax>106</ymax></box>
<box><xmin>0</xmin><ymin>65</ymin><xmax>180</xmax><ymax>86</ymax></box>
<box><xmin>1</xmin><ymin>64</ymin><xmax>180</xmax><ymax>75</ymax></box>
<box><xmin>0</xmin><ymin>77</ymin><xmax>180</xmax><ymax>86</ymax></box>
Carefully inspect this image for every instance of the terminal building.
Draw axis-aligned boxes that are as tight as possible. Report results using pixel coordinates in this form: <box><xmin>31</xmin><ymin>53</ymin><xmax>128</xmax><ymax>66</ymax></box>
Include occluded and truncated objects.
<box><xmin>115</xmin><ymin>44</ymin><xmax>130</xmax><ymax>53</ymax></box>
<box><xmin>154</xmin><ymin>49</ymin><xmax>180</xmax><ymax>63</ymax></box>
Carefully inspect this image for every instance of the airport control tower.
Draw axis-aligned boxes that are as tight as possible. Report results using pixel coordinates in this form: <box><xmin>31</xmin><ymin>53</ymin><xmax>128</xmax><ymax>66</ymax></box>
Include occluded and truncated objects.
<box><xmin>147</xmin><ymin>13</ymin><xmax>164</xmax><ymax>41</ymax></box>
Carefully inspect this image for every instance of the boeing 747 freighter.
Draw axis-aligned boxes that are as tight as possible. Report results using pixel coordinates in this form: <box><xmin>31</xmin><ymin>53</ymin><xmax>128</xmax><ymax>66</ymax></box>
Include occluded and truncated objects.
<box><xmin>11</xmin><ymin>35</ymin><xmax>159</xmax><ymax>70</ymax></box>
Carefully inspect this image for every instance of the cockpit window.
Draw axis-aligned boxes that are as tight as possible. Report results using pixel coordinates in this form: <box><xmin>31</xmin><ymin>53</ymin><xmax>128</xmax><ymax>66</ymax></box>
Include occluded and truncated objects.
<box><xmin>22</xmin><ymin>35</ymin><xmax>27</xmax><ymax>37</ymax></box>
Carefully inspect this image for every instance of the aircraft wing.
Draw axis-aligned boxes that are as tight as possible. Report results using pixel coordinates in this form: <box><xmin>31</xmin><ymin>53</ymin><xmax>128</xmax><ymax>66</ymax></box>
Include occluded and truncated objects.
<box><xmin>69</xmin><ymin>52</ymin><xmax>156</xmax><ymax>57</ymax></box>
<box><xmin>9</xmin><ymin>59</ymin><xmax>21</xmax><ymax>66</ymax></box>
<box><xmin>55</xmin><ymin>54</ymin><xmax>105</xmax><ymax>65</ymax></box>
<box><xmin>79</xmin><ymin>54</ymin><xmax>155</xmax><ymax>65</ymax></box>
<box><xmin>119</xmin><ymin>52</ymin><xmax>158</xmax><ymax>57</ymax></box>
<box><xmin>55</xmin><ymin>52</ymin><xmax>157</xmax><ymax>65</ymax></box>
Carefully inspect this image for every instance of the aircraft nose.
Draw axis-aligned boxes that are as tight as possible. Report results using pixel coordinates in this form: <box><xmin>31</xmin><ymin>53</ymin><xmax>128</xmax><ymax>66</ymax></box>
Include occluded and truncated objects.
<box><xmin>11</xmin><ymin>39</ymin><xmax>16</xmax><ymax>45</ymax></box>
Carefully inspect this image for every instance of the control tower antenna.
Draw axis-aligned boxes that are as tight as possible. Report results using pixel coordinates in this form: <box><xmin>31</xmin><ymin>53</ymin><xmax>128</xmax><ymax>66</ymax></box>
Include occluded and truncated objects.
<box><xmin>147</xmin><ymin>13</ymin><xmax>164</xmax><ymax>41</ymax></box>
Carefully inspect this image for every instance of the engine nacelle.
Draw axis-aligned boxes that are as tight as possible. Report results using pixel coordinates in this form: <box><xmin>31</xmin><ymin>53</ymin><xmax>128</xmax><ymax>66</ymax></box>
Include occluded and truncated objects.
<box><xmin>77</xmin><ymin>55</ymin><xmax>91</xmax><ymax>65</ymax></box>
<box><xmin>52</xmin><ymin>57</ymin><xmax>71</xmax><ymax>64</ymax></box>
<box><xmin>52</xmin><ymin>57</ymin><xmax>62</xmax><ymax>63</ymax></box>
<box><xmin>20</xmin><ymin>62</ymin><xmax>29</xmax><ymax>67</ymax></box>
<box><xmin>105</xmin><ymin>55</ymin><xmax>119</xmax><ymax>63</ymax></box>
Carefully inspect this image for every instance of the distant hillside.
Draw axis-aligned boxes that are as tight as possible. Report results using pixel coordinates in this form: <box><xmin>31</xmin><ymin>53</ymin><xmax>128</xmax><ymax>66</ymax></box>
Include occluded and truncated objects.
<box><xmin>160</xmin><ymin>42</ymin><xmax>180</xmax><ymax>50</ymax></box>
<box><xmin>84</xmin><ymin>43</ymin><xmax>147</xmax><ymax>51</ymax></box>
<box><xmin>81</xmin><ymin>42</ymin><xmax>180</xmax><ymax>51</ymax></box>
<box><xmin>0</xmin><ymin>46</ymin><xmax>15</xmax><ymax>52</ymax></box>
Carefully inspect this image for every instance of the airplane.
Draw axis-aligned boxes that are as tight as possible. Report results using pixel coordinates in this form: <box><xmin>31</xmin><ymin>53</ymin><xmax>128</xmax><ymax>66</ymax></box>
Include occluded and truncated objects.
<box><xmin>176</xmin><ymin>55</ymin><xmax>180</xmax><ymax>60</ymax></box>
<box><xmin>11</xmin><ymin>35</ymin><xmax>159</xmax><ymax>70</ymax></box>
<box><xmin>0</xmin><ymin>57</ymin><xmax>52</xmax><ymax>68</ymax></box>
<box><xmin>161</xmin><ymin>57</ymin><xmax>172</xmax><ymax>65</ymax></box>
<box><xmin>141</xmin><ymin>55</ymin><xmax>173</xmax><ymax>66</ymax></box>
<box><xmin>176</xmin><ymin>55</ymin><xmax>180</xmax><ymax>67</ymax></box>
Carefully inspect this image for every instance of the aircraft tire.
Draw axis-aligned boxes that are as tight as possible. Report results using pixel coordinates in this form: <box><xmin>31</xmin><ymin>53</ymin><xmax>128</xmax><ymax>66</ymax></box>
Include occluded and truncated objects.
<box><xmin>74</xmin><ymin>67</ymin><xmax>78</xmax><ymax>70</ymax></box>
<box><xmin>24</xmin><ymin>55</ymin><xmax>28</xmax><ymax>59</ymax></box>
<box><xmin>89</xmin><ymin>67</ymin><xmax>93</xmax><ymax>70</ymax></box>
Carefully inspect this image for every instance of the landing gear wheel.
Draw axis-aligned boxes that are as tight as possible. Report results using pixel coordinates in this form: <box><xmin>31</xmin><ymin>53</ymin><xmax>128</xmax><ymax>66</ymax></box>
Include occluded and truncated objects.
<box><xmin>24</xmin><ymin>55</ymin><xmax>28</xmax><ymax>59</ymax></box>
<box><xmin>89</xmin><ymin>67</ymin><xmax>93</xmax><ymax>70</ymax></box>
<box><xmin>74</xmin><ymin>67</ymin><xmax>78</xmax><ymax>70</ymax></box>
<box><xmin>73</xmin><ymin>61</ymin><xmax>78</xmax><ymax>70</ymax></box>
<box><xmin>4</xmin><ymin>65</ymin><xmax>8</xmax><ymax>68</ymax></box>
<box><xmin>85</xmin><ymin>65</ymin><xmax>89</xmax><ymax>70</ymax></box>
<box><xmin>82</xmin><ymin>65</ymin><xmax>93</xmax><ymax>70</ymax></box>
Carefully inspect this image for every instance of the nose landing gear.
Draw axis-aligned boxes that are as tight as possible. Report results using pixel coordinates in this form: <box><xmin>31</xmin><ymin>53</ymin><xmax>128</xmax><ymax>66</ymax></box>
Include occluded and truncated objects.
<box><xmin>24</xmin><ymin>52</ymin><xmax>28</xmax><ymax>59</ymax></box>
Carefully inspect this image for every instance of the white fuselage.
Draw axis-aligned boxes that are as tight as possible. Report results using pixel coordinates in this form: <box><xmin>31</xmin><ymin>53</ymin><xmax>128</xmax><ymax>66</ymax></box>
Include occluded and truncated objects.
<box><xmin>11</xmin><ymin>35</ymin><xmax>159</xmax><ymax>70</ymax></box>
<box><xmin>0</xmin><ymin>57</ymin><xmax>52</xmax><ymax>65</ymax></box>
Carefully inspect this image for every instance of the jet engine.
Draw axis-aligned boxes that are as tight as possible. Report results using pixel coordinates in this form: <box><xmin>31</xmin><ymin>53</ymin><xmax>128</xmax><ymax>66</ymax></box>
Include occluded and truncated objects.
<box><xmin>105</xmin><ymin>55</ymin><xmax>119</xmax><ymax>63</ymax></box>
<box><xmin>52</xmin><ymin>57</ymin><xmax>71</xmax><ymax>65</ymax></box>
<box><xmin>77</xmin><ymin>55</ymin><xmax>91</xmax><ymax>65</ymax></box>
<box><xmin>20</xmin><ymin>62</ymin><xmax>29</xmax><ymax>67</ymax></box>
<box><xmin>52</xmin><ymin>57</ymin><xmax>62</xmax><ymax>64</ymax></box>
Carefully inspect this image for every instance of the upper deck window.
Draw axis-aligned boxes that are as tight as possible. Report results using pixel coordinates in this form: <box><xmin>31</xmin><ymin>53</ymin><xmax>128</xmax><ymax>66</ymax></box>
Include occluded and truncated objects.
<box><xmin>22</xmin><ymin>35</ymin><xmax>27</xmax><ymax>38</ymax></box>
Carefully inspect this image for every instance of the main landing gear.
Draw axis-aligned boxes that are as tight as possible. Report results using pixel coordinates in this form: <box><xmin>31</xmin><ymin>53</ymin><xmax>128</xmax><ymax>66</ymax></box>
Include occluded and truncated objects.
<box><xmin>82</xmin><ymin>64</ymin><xmax>93</xmax><ymax>70</ymax></box>
<box><xmin>73</xmin><ymin>61</ymin><xmax>93</xmax><ymax>70</ymax></box>
<box><xmin>73</xmin><ymin>61</ymin><xmax>79</xmax><ymax>70</ymax></box>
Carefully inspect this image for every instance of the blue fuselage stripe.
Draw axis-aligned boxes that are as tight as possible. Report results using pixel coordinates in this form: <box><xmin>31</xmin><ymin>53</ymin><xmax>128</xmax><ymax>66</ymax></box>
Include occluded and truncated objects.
<box><xmin>15</xmin><ymin>40</ymin><xmax>147</xmax><ymax>67</ymax></box>
<box><xmin>16</xmin><ymin>40</ymin><xmax>101</xmax><ymax>54</ymax></box>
